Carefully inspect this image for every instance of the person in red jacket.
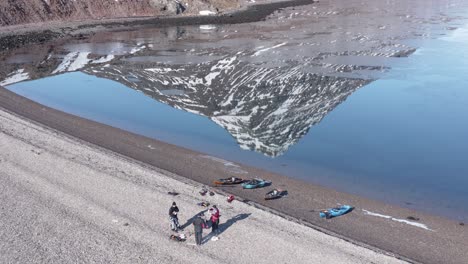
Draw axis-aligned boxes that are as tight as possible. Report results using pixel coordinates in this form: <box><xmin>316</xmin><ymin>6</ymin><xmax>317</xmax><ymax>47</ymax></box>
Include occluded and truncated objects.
<box><xmin>208</xmin><ymin>205</ymin><xmax>220</xmax><ymax>235</ymax></box>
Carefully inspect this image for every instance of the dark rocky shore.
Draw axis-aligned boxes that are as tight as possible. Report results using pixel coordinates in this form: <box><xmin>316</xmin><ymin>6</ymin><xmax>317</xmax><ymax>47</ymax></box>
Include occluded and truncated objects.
<box><xmin>0</xmin><ymin>0</ymin><xmax>316</xmax><ymax>52</ymax></box>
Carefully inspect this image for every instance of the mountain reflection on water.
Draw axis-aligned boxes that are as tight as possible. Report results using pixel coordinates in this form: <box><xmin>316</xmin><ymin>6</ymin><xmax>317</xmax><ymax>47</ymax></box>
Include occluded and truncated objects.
<box><xmin>85</xmin><ymin>55</ymin><xmax>371</xmax><ymax>157</ymax></box>
<box><xmin>2</xmin><ymin>0</ymin><xmax>468</xmax><ymax>219</ymax></box>
<box><xmin>2</xmin><ymin>0</ymin><xmax>461</xmax><ymax>156</ymax></box>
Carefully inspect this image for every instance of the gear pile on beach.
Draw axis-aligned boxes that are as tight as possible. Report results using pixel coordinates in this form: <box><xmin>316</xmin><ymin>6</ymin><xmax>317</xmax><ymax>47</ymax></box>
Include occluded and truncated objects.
<box><xmin>167</xmin><ymin>175</ymin><xmax>354</xmax><ymax>246</ymax></box>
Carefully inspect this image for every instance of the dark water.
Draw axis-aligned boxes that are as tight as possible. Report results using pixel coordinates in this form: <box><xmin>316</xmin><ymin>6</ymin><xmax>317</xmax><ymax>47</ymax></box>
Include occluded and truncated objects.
<box><xmin>2</xmin><ymin>0</ymin><xmax>468</xmax><ymax>220</ymax></box>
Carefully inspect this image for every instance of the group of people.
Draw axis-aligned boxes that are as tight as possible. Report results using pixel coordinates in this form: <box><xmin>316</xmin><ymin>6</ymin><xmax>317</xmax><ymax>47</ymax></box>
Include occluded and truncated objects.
<box><xmin>169</xmin><ymin>202</ymin><xmax>220</xmax><ymax>246</ymax></box>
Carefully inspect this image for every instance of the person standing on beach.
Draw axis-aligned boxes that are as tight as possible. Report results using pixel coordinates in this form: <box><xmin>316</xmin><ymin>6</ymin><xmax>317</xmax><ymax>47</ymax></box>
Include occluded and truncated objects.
<box><xmin>209</xmin><ymin>205</ymin><xmax>220</xmax><ymax>236</ymax></box>
<box><xmin>169</xmin><ymin>202</ymin><xmax>180</xmax><ymax>232</ymax></box>
<box><xmin>192</xmin><ymin>213</ymin><xmax>205</xmax><ymax>245</ymax></box>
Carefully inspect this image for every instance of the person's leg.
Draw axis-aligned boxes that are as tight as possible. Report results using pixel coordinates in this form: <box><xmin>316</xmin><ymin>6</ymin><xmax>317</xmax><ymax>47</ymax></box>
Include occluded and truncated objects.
<box><xmin>170</xmin><ymin>217</ymin><xmax>176</xmax><ymax>231</ymax></box>
<box><xmin>195</xmin><ymin>231</ymin><xmax>202</xmax><ymax>245</ymax></box>
<box><xmin>213</xmin><ymin>220</ymin><xmax>219</xmax><ymax>234</ymax></box>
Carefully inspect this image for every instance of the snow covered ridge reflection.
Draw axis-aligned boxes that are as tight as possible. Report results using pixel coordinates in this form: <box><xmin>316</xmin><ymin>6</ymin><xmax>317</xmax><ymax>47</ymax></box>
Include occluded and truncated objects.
<box><xmin>0</xmin><ymin>45</ymin><xmax>374</xmax><ymax>157</ymax></box>
<box><xmin>84</xmin><ymin>54</ymin><xmax>370</xmax><ymax>157</ymax></box>
<box><xmin>0</xmin><ymin>46</ymin><xmax>373</xmax><ymax>157</ymax></box>
<box><xmin>0</xmin><ymin>39</ymin><xmax>446</xmax><ymax>156</ymax></box>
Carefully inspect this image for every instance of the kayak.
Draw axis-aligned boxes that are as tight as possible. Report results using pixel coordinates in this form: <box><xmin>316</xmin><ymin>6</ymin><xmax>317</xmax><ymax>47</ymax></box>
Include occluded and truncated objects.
<box><xmin>242</xmin><ymin>178</ymin><xmax>271</xmax><ymax>189</ymax></box>
<box><xmin>264</xmin><ymin>189</ymin><xmax>288</xmax><ymax>200</ymax></box>
<box><xmin>213</xmin><ymin>177</ymin><xmax>244</xmax><ymax>185</ymax></box>
<box><xmin>320</xmin><ymin>205</ymin><xmax>353</xmax><ymax>219</ymax></box>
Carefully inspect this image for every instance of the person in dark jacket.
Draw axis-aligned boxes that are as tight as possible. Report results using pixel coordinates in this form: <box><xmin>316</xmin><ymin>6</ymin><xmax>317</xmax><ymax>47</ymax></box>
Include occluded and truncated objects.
<box><xmin>169</xmin><ymin>202</ymin><xmax>180</xmax><ymax>231</ymax></box>
<box><xmin>192</xmin><ymin>214</ymin><xmax>205</xmax><ymax>245</ymax></box>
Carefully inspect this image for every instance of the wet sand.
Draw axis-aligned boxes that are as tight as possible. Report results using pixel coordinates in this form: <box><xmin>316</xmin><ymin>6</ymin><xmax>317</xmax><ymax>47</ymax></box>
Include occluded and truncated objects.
<box><xmin>1</xmin><ymin>86</ymin><xmax>467</xmax><ymax>264</ymax></box>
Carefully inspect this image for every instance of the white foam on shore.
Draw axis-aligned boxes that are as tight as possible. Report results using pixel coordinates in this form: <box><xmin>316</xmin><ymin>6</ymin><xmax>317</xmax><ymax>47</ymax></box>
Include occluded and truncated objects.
<box><xmin>199</xmin><ymin>10</ymin><xmax>216</xmax><ymax>16</ymax></box>
<box><xmin>0</xmin><ymin>69</ymin><xmax>29</xmax><ymax>86</ymax></box>
<box><xmin>200</xmin><ymin>25</ymin><xmax>216</xmax><ymax>30</ymax></box>
<box><xmin>362</xmin><ymin>209</ymin><xmax>433</xmax><ymax>231</ymax></box>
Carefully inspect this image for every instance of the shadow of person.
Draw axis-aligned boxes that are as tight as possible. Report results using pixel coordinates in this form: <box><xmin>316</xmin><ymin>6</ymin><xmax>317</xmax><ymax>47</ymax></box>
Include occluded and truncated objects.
<box><xmin>202</xmin><ymin>213</ymin><xmax>251</xmax><ymax>244</ymax></box>
<box><xmin>201</xmin><ymin>213</ymin><xmax>251</xmax><ymax>244</ymax></box>
<box><xmin>215</xmin><ymin>213</ymin><xmax>251</xmax><ymax>236</ymax></box>
<box><xmin>179</xmin><ymin>209</ymin><xmax>207</xmax><ymax>230</ymax></box>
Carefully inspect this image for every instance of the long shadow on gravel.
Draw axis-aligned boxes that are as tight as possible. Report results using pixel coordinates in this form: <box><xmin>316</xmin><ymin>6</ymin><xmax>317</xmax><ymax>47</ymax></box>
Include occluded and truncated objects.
<box><xmin>201</xmin><ymin>213</ymin><xmax>251</xmax><ymax>244</ymax></box>
<box><xmin>180</xmin><ymin>209</ymin><xmax>207</xmax><ymax>230</ymax></box>
<box><xmin>218</xmin><ymin>213</ymin><xmax>251</xmax><ymax>236</ymax></box>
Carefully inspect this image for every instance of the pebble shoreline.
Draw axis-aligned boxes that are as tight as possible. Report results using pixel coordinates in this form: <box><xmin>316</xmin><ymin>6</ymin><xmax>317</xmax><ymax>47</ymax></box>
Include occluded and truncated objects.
<box><xmin>1</xmin><ymin>0</ymin><xmax>468</xmax><ymax>262</ymax></box>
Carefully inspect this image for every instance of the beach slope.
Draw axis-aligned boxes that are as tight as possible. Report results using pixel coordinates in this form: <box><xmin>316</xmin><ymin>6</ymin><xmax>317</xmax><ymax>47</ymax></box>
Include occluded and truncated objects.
<box><xmin>0</xmin><ymin>108</ymin><xmax>405</xmax><ymax>263</ymax></box>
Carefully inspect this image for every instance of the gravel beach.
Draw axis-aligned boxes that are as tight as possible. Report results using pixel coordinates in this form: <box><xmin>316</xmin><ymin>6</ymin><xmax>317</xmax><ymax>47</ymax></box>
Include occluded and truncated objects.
<box><xmin>1</xmin><ymin>86</ymin><xmax>467</xmax><ymax>264</ymax></box>
<box><xmin>0</xmin><ymin>100</ymin><xmax>406</xmax><ymax>264</ymax></box>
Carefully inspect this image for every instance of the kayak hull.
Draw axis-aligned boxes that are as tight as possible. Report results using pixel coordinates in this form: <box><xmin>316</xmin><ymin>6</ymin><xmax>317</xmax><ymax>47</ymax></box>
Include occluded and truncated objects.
<box><xmin>242</xmin><ymin>178</ymin><xmax>271</xmax><ymax>189</ymax></box>
<box><xmin>213</xmin><ymin>177</ymin><xmax>244</xmax><ymax>185</ymax></box>
<box><xmin>264</xmin><ymin>189</ymin><xmax>288</xmax><ymax>200</ymax></box>
<box><xmin>320</xmin><ymin>205</ymin><xmax>353</xmax><ymax>219</ymax></box>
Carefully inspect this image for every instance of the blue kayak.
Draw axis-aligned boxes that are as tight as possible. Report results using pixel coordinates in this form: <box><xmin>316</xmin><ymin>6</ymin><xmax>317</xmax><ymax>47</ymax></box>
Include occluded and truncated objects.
<box><xmin>242</xmin><ymin>178</ymin><xmax>271</xmax><ymax>189</ymax></box>
<box><xmin>320</xmin><ymin>205</ymin><xmax>353</xmax><ymax>219</ymax></box>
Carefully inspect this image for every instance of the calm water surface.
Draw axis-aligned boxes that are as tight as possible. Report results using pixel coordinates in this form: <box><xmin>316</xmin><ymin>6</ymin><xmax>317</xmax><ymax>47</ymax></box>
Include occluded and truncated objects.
<box><xmin>2</xmin><ymin>0</ymin><xmax>468</xmax><ymax>220</ymax></box>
